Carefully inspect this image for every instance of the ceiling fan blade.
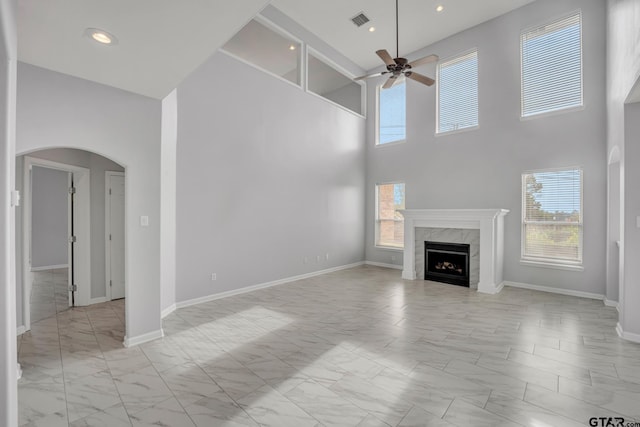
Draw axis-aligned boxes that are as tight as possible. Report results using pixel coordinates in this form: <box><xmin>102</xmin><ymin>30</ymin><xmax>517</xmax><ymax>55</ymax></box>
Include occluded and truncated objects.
<box><xmin>382</xmin><ymin>75</ymin><xmax>398</xmax><ymax>89</ymax></box>
<box><xmin>408</xmin><ymin>54</ymin><xmax>439</xmax><ymax>68</ymax></box>
<box><xmin>354</xmin><ymin>71</ymin><xmax>387</xmax><ymax>81</ymax></box>
<box><xmin>405</xmin><ymin>71</ymin><xmax>435</xmax><ymax>87</ymax></box>
<box><xmin>376</xmin><ymin>49</ymin><xmax>396</xmax><ymax>67</ymax></box>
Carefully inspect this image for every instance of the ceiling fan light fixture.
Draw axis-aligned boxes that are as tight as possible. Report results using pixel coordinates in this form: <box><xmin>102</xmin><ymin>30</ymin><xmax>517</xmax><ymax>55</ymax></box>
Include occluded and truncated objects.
<box><xmin>436</xmin><ymin>5</ymin><xmax>444</xmax><ymax>12</ymax></box>
<box><xmin>85</xmin><ymin>28</ymin><xmax>118</xmax><ymax>46</ymax></box>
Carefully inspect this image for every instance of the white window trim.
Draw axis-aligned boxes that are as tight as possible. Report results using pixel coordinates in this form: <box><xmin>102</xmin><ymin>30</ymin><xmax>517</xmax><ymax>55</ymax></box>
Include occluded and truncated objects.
<box><xmin>519</xmin><ymin>10</ymin><xmax>584</xmax><ymax>119</ymax></box>
<box><xmin>375</xmin><ymin>181</ymin><xmax>406</xmax><ymax>249</ymax></box>
<box><xmin>375</xmin><ymin>82</ymin><xmax>407</xmax><ymax>146</ymax></box>
<box><xmin>306</xmin><ymin>46</ymin><xmax>366</xmax><ymax>118</ymax></box>
<box><xmin>436</xmin><ymin>48</ymin><xmax>479</xmax><ymax>136</ymax></box>
<box><xmin>520</xmin><ymin>166</ymin><xmax>584</xmax><ymax>269</ymax></box>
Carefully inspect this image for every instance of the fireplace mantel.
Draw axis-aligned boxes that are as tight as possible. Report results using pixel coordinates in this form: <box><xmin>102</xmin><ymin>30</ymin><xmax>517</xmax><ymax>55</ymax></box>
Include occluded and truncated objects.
<box><xmin>400</xmin><ymin>209</ymin><xmax>509</xmax><ymax>294</ymax></box>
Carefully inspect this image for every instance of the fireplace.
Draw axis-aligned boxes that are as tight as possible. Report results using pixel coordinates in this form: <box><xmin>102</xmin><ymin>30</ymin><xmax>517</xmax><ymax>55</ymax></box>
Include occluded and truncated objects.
<box><xmin>425</xmin><ymin>242</ymin><xmax>470</xmax><ymax>287</ymax></box>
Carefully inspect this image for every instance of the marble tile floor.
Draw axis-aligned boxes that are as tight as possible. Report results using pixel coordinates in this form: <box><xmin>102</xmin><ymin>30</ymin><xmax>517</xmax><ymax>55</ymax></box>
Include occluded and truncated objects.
<box><xmin>17</xmin><ymin>265</ymin><xmax>640</xmax><ymax>426</ymax></box>
<box><xmin>30</xmin><ymin>268</ymin><xmax>71</xmax><ymax>323</ymax></box>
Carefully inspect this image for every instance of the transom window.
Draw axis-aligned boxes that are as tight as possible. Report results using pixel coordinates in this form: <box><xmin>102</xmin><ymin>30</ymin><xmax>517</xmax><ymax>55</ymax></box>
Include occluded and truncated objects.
<box><xmin>375</xmin><ymin>183</ymin><xmax>405</xmax><ymax>248</ymax></box>
<box><xmin>377</xmin><ymin>83</ymin><xmax>406</xmax><ymax>145</ymax></box>
<box><xmin>521</xmin><ymin>12</ymin><xmax>583</xmax><ymax>118</ymax></box>
<box><xmin>522</xmin><ymin>168</ymin><xmax>583</xmax><ymax>267</ymax></box>
<box><xmin>437</xmin><ymin>50</ymin><xmax>479</xmax><ymax>134</ymax></box>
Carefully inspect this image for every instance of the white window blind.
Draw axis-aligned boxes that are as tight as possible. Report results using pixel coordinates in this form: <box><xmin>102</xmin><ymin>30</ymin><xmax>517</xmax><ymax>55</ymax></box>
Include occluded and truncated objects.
<box><xmin>521</xmin><ymin>12</ymin><xmax>582</xmax><ymax>117</ymax></box>
<box><xmin>522</xmin><ymin>168</ymin><xmax>582</xmax><ymax>265</ymax></box>
<box><xmin>437</xmin><ymin>50</ymin><xmax>478</xmax><ymax>134</ymax></box>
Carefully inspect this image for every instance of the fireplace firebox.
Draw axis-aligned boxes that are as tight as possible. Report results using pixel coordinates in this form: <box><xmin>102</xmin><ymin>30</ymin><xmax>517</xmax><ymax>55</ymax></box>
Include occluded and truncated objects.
<box><xmin>424</xmin><ymin>241</ymin><xmax>470</xmax><ymax>287</ymax></box>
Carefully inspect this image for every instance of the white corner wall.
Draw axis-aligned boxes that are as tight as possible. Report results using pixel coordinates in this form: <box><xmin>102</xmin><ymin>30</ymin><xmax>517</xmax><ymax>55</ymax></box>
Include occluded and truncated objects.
<box><xmin>365</xmin><ymin>0</ymin><xmax>607</xmax><ymax>296</ymax></box>
<box><xmin>16</xmin><ymin>63</ymin><xmax>162</xmax><ymax>342</ymax></box>
<box><xmin>0</xmin><ymin>0</ymin><xmax>18</xmax><ymax>424</ymax></box>
<box><xmin>161</xmin><ymin>89</ymin><xmax>177</xmax><ymax>314</ymax></box>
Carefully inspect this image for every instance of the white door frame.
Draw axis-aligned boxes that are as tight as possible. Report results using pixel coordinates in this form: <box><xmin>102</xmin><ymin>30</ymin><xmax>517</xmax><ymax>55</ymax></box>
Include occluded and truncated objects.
<box><xmin>105</xmin><ymin>171</ymin><xmax>125</xmax><ymax>301</ymax></box>
<box><xmin>22</xmin><ymin>156</ymin><xmax>91</xmax><ymax>332</ymax></box>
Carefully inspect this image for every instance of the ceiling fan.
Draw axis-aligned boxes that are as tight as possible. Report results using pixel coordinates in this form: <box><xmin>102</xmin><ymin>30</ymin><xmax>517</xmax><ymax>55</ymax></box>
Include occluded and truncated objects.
<box><xmin>355</xmin><ymin>0</ymin><xmax>439</xmax><ymax>89</ymax></box>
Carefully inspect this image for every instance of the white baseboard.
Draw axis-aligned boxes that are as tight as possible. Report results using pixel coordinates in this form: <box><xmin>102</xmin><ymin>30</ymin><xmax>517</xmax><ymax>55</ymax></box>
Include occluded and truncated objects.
<box><xmin>16</xmin><ymin>325</ymin><xmax>26</xmax><ymax>336</ymax></box>
<box><xmin>175</xmin><ymin>262</ymin><xmax>365</xmax><ymax>311</ymax></box>
<box><xmin>604</xmin><ymin>298</ymin><xmax>619</xmax><ymax>309</ymax></box>
<box><xmin>124</xmin><ymin>328</ymin><xmax>164</xmax><ymax>348</ymax></box>
<box><xmin>616</xmin><ymin>322</ymin><xmax>640</xmax><ymax>344</ymax></box>
<box><xmin>31</xmin><ymin>264</ymin><xmax>68</xmax><ymax>272</ymax></box>
<box><xmin>504</xmin><ymin>281</ymin><xmax>605</xmax><ymax>301</ymax></box>
<box><xmin>89</xmin><ymin>297</ymin><xmax>108</xmax><ymax>305</ymax></box>
<box><xmin>161</xmin><ymin>303</ymin><xmax>177</xmax><ymax>319</ymax></box>
<box><xmin>364</xmin><ymin>261</ymin><xmax>403</xmax><ymax>270</ymax></box>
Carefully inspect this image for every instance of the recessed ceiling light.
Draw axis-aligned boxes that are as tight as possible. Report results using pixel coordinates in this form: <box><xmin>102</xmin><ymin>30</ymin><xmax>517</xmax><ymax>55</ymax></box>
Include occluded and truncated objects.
<box><xmin>436</xmin><ymin>5</ymin><xmax>444</xmax><ymax>12</ymax></box>
<box><xmin>368</xmin><ymin>26</ymin><xmax>376</xmax><ymax>32</ymax></box>
<box><xmin>84</xmin><ymin>28</ymin><xmax>118</xmax><ymax>45</ymax></box>
<box><xmin>289</xmin><ymin>44</ymin><xmax>296</xmax><ymax>51</ymax></box>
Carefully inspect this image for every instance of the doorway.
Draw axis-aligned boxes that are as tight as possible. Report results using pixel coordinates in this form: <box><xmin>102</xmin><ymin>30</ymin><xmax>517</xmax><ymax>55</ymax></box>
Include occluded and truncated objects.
<box><xmin>22</xmin><ymin>156</ymin><xmax>90</xmax><ymax>331</ymax></box>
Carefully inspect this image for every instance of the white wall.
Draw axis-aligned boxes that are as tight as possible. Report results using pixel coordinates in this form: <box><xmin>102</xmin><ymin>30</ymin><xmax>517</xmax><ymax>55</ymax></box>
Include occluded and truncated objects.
<box><xmin>365</xmin><ymin>0</ymin><xmax>607</xmax><ymax>296</ymax></box>
<box><xmin>0</xmin><ymin>0</ymin><xmax>18</xmax><ymax>424</ymax></box>
<box><xmin>16</xmin><ymin>63</ymin><xmax>162</xmax><ymax>342</ymax></box>
<box><xmin>174</xmin><ymin>10</ymin><xmax>366</xmax><ymax>304</ymax></box>
<box><xmin>606</xmin><ymin>0</ymin><xmax>640</xmax><ymax>339</ymax></box>
<box><xmin>161</xmin><ymin>90</ymin><xmax>177</xmax><ymax>314</ymax></box>
<box><xmin>30</xmin><ymin>166</ymin><xmax>68</xmax><ymax>269</ymax></box>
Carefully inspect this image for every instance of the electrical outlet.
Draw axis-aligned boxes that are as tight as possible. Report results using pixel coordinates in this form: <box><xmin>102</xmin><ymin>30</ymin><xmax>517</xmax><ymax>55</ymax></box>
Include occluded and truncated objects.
<box><xmin>211</xmin><ymin>273</ymin><xmax>217</xmax><ymax>281</ymax></box>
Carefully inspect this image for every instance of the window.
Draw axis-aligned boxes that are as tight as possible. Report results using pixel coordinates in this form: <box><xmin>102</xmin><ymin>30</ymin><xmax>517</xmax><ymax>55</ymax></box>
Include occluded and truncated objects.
<box><xmin>222</xmin><ymin>18</ymin><xmax>301</xmax><ymax>86</ymax></box>
<box><xmin>437</xmin><ymin>50</ymin><xmax>479</xmax><ymax>134</ymax></box>
<box><xmin>377</xmin><ymin>82</ymin><xmax>406</xmax><ymax>145</ymax></box>
<box><xmin>376</xmin><ymin>183</ymin><xmax>405</xmax><ymax>248</ymax></box>
<box><xmin>521</xmin><ymin>12</ymin><xmax>582</xmax><ymax>117</ymax></box>
<box><xmin>522</xmin><ymin>168</ymin><xmax>582</xmax><ymax>267</ymax></box>
<box><xmin>307</xmin><ymin>51</ymin><xmax>364</xmax><ymax>115</ymax></box>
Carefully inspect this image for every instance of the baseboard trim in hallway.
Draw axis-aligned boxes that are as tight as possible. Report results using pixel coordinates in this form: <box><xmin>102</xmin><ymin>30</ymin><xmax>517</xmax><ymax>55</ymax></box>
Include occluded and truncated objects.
<box><xmin>123</xmin><ymin>328</ymin><xmax>164</xmax><ymax>347</ymax></box>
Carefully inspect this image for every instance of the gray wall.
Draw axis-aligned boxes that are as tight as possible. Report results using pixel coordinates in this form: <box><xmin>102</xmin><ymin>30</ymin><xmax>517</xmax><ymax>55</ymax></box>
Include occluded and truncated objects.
<box><xmin>365</xmin><ymin>0</ymin><xmax>607</xmax><ymax>295</ymax></box>
<box><xmin>606</xmin><ymin>0</ymin><xmax>640</xmax><ymax>337</ymax></box>
<box><xmin>17</xmin><ymin>148</ymin><xmax>124</xmax><ymax>303</ymax></box>
<box><xmin>0</xmin><ymin>0</ymin><xmax>18</xmax><ymax>423</ymax></box>
<box><xmin>161</xmin><ymin>90</ymin><xmax>177</xmax><ymax>313</ymax></box>
<box><xmin>16</xmin><ymin>63</ymin><xmax>162</xmax><ymax>341</ymax></box>
<box><xmin>30</xmin><ymin>166</ymin><xmax>68</xmax><ymax>269</ymax></box>
<box><xmin>175</xmin><ymin>26</ymin><xmax>366</xmax><ymax>303</ymax></box>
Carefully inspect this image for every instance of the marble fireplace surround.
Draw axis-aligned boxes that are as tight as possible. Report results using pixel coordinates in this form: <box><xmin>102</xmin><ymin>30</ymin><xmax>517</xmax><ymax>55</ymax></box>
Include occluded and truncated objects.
<box><xmin>400</xmin><ymin>209</ymin><xmax>509</xmax><ymax>294</ymax></box>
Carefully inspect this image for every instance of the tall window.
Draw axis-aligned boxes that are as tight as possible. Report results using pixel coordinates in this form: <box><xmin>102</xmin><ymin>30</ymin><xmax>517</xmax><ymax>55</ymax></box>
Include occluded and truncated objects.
<box><xmin>376</xmin><ymin>183</ymin><xmax>405</xmax><ymax>248</ymax></box>
<box><xmin>437</xmin><ymin>50</ymin><xmax>479</xmax><ymax>134</ymax></box>
<box><xmin>521</xmin><ymin>12</ymin><xmax>582</xmax><ymax>117</ymax></box>
<box><xmin>377</xmin><ymin>83</ymin><xmax>406</xmax><ymax>145</ymax></box>
<box><xmin>522</xmin><ymin>168</ymin><xmax>582</xmax><ymax>267</ymax></box>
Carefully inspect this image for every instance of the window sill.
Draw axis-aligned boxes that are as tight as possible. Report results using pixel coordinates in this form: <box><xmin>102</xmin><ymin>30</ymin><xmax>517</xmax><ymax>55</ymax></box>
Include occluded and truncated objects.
<box><xmin>375</xmin><ymin>245</ymin><xmax>404</xmax><ymax>252</ymax></box>
<box><xmin>520</xmin><ymin>259</ymin><xmax>584</xmax><ymax>272</ymax></box>
<box><xmin>376</xmin><ymin>139</ymin><xmax>406</xmax><ymax>148</ymax></box>
<box><xmin>435</xmin><ymin>125</ymin><xmax>479</xmax><ymax>138</ymax></box>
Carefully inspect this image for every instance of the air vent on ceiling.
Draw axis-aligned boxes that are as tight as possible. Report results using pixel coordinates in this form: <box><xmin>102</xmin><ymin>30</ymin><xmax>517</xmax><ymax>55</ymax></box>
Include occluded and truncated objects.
<box><xmin>351</xmin><ymin>12</ymin><xmax>370</xmax><ymax>27</ymax></box>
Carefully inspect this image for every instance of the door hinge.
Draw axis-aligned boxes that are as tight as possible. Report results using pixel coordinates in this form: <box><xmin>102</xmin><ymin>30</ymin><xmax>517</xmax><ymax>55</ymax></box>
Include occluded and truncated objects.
<box><xmin>69</xmin><ymin>284</ymin><xmax>77</xmax><ymax>292</ymax></box>
<box><xmin>69</xmin><ymin>187</ymin><xmax>76</xmax><ymax>194</ymax></box>
<box><xmin>110</xmin><ymin>280</ymin><xmax>112</xmax><ymax>287</ymax></box>
<box><xmin>68</xmin><ymin>236</ymin><xmax>77</xmax><ymax>243</ymax></box>
<box><xmin>109</xmin><ymin>234</ymin><xmax>112</xmax><ymax>241</ymax></box>
<box><xmin>109</xmin><ymin>188</ymin><xmax>112</xmax><ymax>195</ymax></box>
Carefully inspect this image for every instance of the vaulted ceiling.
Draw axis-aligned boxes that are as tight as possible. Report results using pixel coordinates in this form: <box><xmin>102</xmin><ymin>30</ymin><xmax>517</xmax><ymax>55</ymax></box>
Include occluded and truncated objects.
<box><xmin>17</xmin><ymin>0</ymin><xmax>537</xmax><ymax>99</ymax></box>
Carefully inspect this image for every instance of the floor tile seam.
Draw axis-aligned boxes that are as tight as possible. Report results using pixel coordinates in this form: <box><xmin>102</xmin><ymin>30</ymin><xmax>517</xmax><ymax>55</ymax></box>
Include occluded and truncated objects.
<box><xmin>53</xmin><ymin>308</ymin><xmax>72</xmax><ymax>425</ymax></box>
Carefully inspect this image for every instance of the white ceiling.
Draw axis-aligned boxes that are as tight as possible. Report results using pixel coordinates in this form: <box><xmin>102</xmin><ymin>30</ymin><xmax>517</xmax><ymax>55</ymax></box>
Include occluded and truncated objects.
<box><xmin>17</xmin><ymin>0</ymin><xmax>537</xmax><ymax>99</ymax></box>
<box><xmin>272</xmin><ymin>0</ymin><xmax>537</xmax><ymax>71</ymax></box>
<box><xmin>17</xmin><ymin>0</ymin><xmax>270</xmax><ymax>99</ymax></box>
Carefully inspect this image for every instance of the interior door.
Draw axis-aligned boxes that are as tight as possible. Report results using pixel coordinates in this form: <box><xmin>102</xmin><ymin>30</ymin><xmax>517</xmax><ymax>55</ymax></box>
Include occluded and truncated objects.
<box><xmin>108</xmin><ymin>174</ymin><xmax>125</xmax><ymax>300</ymax></box>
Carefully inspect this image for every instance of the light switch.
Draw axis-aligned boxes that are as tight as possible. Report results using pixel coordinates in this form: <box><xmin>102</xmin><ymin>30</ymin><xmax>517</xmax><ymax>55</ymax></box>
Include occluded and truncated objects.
<box><xmin>140</xmin><ymin>216</ymin><xmax>149</xmax><ymax>227</ymax></box>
